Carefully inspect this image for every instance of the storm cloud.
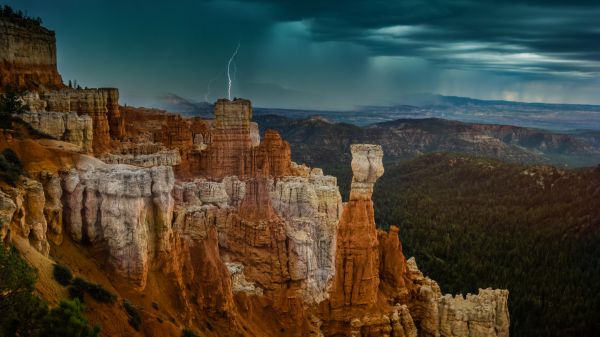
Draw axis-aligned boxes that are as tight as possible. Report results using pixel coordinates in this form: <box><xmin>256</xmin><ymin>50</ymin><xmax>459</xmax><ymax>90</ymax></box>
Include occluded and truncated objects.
<box><xmin>5</xmin><ymin>0</ymin><xmax>600</xmax><ymax>108</ymax></box>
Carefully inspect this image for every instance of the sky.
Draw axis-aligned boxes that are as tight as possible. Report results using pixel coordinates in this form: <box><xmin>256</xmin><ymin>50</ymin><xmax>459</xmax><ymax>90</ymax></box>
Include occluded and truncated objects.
<box><xmin>5</xmin><ymin>0</ymin><xmax>600</xmax><ymax>109</ymax></box>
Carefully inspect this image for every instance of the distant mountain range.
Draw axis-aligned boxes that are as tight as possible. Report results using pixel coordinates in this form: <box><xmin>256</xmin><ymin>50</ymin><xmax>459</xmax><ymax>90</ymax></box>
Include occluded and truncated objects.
<box><xmin>156</xmin><ymin>92</ymin><xmax>600</xmax><ymax>132</ymax></box>
<box><xmin>254</xmin><ymin>114</ymin><xmax>600</xmax><ymax>168</ymax></box>
<box><xmin>254</xmin><ymin>94</ymin><xmax>600</xmax><ymax>132</ymax></box>
<box><xmin>154</xmin><ymin>92</ymin><xmax>600</xmax><ymax>167</ymax></box>
<box><xmin>155</xmin><ymin>93</ymin><xmax>214</xmax><ymax>117</ymax></box>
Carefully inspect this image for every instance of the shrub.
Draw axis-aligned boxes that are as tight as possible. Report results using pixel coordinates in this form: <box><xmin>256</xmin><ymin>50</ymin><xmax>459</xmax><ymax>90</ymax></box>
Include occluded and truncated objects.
<box><xmin>85</xmin><ymin>282</ymin><xmax>116</xmax><ymax>303</ymax></box>
<box><xmin>39</xmin><ymin>299</ymin><xmax>100</xmax><ymax>337</ymax></box>
<box><xmin>182</xmin><ymin>329</ymin><xmax>200</xmax><ymax>337</ymax></box>
<box><xmin>0</xmin><ymin>245</ymin><xmax>48</xmax><ymax>336</ymax></box>
<box><xmin>53</xmin><ymin>264</ymin><xmax>73</xmax><ymax>286</ymax></box>
<box><xmin>68</xmin><ymin>284</ymin><xmax>86</xmax><ymax>302</ymax></box>
<box><xmin>69</xmin><ymin>277</ymin><xmax>116</xmax><ymax>303</ymax></box>
<box><xmin>69</xmin><ymin>277</ymin><xmax>89</xmax><ymax>302</ymax></box>
<box><xmin>0</xmin><ymin>247</ymin><xmax>101</xmax><ymax>336</ymax></box>
<box><xmin>123</xmin><ymin>300</ymin><xmax>142</xmax><ymax>331</ymax></box>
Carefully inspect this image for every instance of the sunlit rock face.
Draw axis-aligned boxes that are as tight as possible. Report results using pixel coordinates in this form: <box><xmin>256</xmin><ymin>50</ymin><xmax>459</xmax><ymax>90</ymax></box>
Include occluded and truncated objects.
<box><xmin>0</xmin><ymin>91</ymin><xmax>510</xmax><ymax>337</ymax></box>
<box><xmin>270</xmin><ymin>169</ymin><xmax>343</xmax><ymax>303</ymax></box>
<box><xmin>328</xmin><ymin>144</ymin><xmax>383</xmax><ymax>313</ymax></box>
<box><xmin>61</xmin><ymin>156</ymin><xmax>175</xmax><ymax>287</ymax></box>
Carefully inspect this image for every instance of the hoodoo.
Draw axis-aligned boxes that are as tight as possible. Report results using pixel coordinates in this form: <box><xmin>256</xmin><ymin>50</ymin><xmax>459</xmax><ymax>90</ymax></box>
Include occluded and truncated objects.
<box><xmin>0</xmin><ymin>11</ymin><xmax>510</xmax><ymax>337</ymax></box>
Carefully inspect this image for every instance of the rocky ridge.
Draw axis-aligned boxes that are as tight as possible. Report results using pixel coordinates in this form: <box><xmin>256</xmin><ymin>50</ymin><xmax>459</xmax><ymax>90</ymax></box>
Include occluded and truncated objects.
<box><xmin>0</xmin><ymin>15</ymin><xmax>509</xmax><ymax>337</ymax></box>
<box><xmin>0</xmin><ymin>16</ymin><xmax>63</xmax><ymax>90</ymax></box>
<box><xmin>1</xmin><ymin>98</ymin><xmax>509</xmax><ymax>337</ymax></box>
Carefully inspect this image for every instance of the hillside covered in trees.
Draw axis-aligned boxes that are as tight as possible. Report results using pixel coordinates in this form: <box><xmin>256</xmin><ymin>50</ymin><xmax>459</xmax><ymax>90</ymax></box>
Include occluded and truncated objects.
<box><xmin>372</xmin><ymin>153</ymin><xmax>600</xmax><ymax>337</ymax></box>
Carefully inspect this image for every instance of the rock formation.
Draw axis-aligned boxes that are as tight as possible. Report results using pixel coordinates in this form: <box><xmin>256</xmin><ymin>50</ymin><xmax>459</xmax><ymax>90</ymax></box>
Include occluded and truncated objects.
<box><xmin>101</xmin><ymin>149</ymin><xmax>181</xmax><ymax>167</ymax></box>
<box><xmin>19</xmin><ymin>111</ymin><xmax>93</xmax><ymax>153</ymax></box>
<box><xmin>270</xmin><ymin>169</ymin><xmax>343</xmax><ymax>302</ymax></box>
<box><xmin>61</xmin><ymin>156</ymin><xmax>175</xmax><ymax>287</ymax></box>
<box><xmin>0</xmin><ymin>96</ymin><xmax>510</xmax><ymax>337</ymax></box>
<box><xmin>0</xmin><ymin>16</ymin><xmax>63</xmax><ymax>91</ymax></box>
<box><xmin>17</xmin><ymin>87</ymin><xmax>126</xmax><ymax>154</ymax></box>
<box><xmin>0</xmin><ymin>16</ymin><xmax>512</xmax><ymax>336</ymax></box>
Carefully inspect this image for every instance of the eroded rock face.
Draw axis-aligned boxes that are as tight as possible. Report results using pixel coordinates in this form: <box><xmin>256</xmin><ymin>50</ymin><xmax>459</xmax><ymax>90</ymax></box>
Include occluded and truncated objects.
<box><xmin>2</xmin><ymin>95</ymin><xmax>511</xmax><ymax>337</ymax></box>
<box><xmin>19</xmin><ymin>111</ymin><xmax>93</xmax><ymax>153</ymax></box>
<box><xmin>0</xmin><ymin>17</ymin><xmax>63</xmax><ymax>91</ymax></box>
<box><xmin>405</xmin><ymin>258</ymin><xmax>510</xmax><ymax>337</ymax></box>
<box><xmin>350</xmin><ymin>144</ymin><xmax>384</xmax><ymax>200</ymax></box>
<box><xmin>102</xmin><ymin>87</ymin><xmax>126</xmax><ymax>140</ymax></box>
<box><xmin>271</xmin><ymin>169</ymin><xmax>343</xmax><ymax>302</ymax></box>
<box><xmin>61</xmin><ymin>156</ymin><xmax>175</xmax><ymax>287</ymax></box>
<box><xmin>101</xmin><ymin>149</ymin><xmax>181</xmax><ymax>167</ymax></box>
<box><xmin>328</xmin><ymin>144</ymin><xmax>383</xmax><ymax>314</ymax></box>
<box><xmin>3</xmin><ymin>177</ymin><xmax>50</xmax><ymax>255</ymax></box>
<box><xmin>19</xmin><ymin>88</ymin><xmax>126</xmax><ymax>154</ymax></box>
<box><xmin>0</xmin><ymin>190</ymin><xmax>17</xmax><ymax>241</ymax></box>
<box><xmin>226</xmin><ymin>262</ymin><xmax>264</xmax><ymax>296</ymax></box>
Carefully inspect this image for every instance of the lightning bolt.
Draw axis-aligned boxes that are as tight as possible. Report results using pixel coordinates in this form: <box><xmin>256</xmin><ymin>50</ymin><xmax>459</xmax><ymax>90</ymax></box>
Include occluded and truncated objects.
<box><xmin>227</xmin><ymin>42</ymin><xmax>240</xmax><ymax>100</ymax></box>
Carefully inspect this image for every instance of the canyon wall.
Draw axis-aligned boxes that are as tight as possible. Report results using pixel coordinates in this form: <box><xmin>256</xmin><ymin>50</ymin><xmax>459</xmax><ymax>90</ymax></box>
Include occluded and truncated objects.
<box><xmin>19</xmin><ymin>88</ymin><xmax>126</xmax><ymax>154</ymax></box>
<box><xmin>1</xmin><ymin>98</ymin><xmax>509</xmax><ymax>337</ymax></box>
<box><xmin>0</xmin><ymin>17</ymin><xmax>63</xmax><ymax>91</ymax></box>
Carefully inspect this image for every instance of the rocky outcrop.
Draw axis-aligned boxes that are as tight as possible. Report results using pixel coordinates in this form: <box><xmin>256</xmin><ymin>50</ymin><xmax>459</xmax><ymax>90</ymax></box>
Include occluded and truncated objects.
<box><xmin>328</xmin><ymin>144</ymin><xmax>384</xmax><ymax>313</ymax></box>
<box><xmin>0</xmin><ymin>17</ymin><xmax>63</xmax><ymax>91</ymax></box>
<box><xmin>19</xmin><ymin>88</ymin><xmax>126</xmax><ymax>154</ymax></box>
<box><xmin>61</xmin><ymin>156</ymin><xmax>175</xmax><ymax>287</ymax></box>
<box><xmin>0</xmin><ymin>177</ymin><xmax>50</xmax><ymax>255</ymax></box>
<box><xmin>19</xmin><ymin>111</ymin><xmax>93</xmax><ymax>153</ymax></box>
<box><xmin>1</xmin><ymin>93</ymin><xmax>511</xmax><ymax>337</ymax></box>
<box><xmin>0</xmin><ymin>189</ymin><xmax>17</xmax><ymax>241</ymax></box>
<box><xmin>101</xmin><ymin>149</ymin><xmax>181</xmax><ymax>167</ymax></box>
<box><xmin>102</xmin><ymin>87</ymin><xmax>126</xmax><ymax>140</ymax></box>
<box><xmin>349</xmin><ymin>144</ymin><xmax>385</xmax><ymax>200</ymax></box>
<box><xmin>405</xmin><ymin>258</ymin><xmax>510</xmax><ymax>337</ymax></box>
<box><xmin>226</xmin><ymin>262</ymin><xmax>264</xmax><ymax>296</ymax></box>
<box><xmin>200</xmin><ymin>99</ymin><xmax>256</xmax><ymax>178</ymax></box>
<box><xmin>270</xmin><ymin>169</ymin><xmax>343</xmax><ymax>302</ymax></box>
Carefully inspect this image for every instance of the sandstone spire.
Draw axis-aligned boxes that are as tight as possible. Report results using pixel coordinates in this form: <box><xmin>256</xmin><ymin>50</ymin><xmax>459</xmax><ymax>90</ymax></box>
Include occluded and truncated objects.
<box><xmin>329</xmin><ymin>144</ymin><xmax>384</xmax><ymax>313</ymax></box>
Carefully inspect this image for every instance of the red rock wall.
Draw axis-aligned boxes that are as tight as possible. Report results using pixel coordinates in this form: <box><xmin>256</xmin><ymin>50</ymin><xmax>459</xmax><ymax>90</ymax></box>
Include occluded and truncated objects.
<box><xmin>0</xmin><ymin>18</ymin><xmax>63</xmax><ymax>91</ymax></box>
<box><xmin>102</xmin><ymin>87</ymin><xmax>126</xmax><ymax>140</ymax></box>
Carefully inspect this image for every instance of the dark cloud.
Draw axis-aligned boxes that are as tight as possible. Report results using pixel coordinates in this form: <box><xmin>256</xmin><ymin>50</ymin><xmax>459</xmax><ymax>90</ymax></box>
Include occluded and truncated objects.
<box><xmin>4</xmin><ymin>0</ymin><xmax>600</xmax><ymax>108</ymax></box>
<box><xmin>238</xmin><ymin>0</ymin><xmax>600</xmax><ymax>77</ymax></box>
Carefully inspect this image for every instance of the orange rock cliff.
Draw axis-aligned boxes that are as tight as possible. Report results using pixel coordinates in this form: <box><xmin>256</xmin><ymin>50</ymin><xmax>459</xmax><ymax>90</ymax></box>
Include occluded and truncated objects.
<box><xmin>0</xmin><ymin>15</ymin><xmax>509</xmax><ymax>337</ymax></box>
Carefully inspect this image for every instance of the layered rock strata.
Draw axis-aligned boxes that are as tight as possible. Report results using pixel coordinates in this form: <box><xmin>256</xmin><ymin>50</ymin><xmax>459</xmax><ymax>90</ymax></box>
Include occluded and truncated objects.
<box><xmin>19</xmin><ymin>88</ymin><xmax>125</xmax><ymax>154</ymax></box>
<box><xmin>0</xmin><ymin>97</ymin><xmax>510</xmax><ymax>337</ymax></box>
<box><xmin>101</xmin><ymin>149</ymin><xmax>181</xmax><ymax>167</ymax></box>
<box><xmin>325</xmin><ymin>145</ymin><xmax>384</xmax><ymax>324</ymax></box>
<box><xmin>0</xmin><ymin>17</ymin><xmax>63</xmax><ymax>91</ymax></box>
<box><xmin>61</xmin><ymin>156</ymin><xmax>175</xmax><ymax>287</ymax></box>
<box><xmin>19</xmin><ymin>111</ymin><xmax>93</xmax><ymax>153</ymax></box>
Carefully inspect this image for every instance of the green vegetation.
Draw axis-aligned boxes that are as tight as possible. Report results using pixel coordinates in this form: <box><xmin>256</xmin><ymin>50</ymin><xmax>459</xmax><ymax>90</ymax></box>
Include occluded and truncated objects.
<box><xmin>0</xmin><ymin>5</ymin><xmax>43</xmax><ymax>25</ymax></box>
<box><xmin>53</xmin><ymin>263</ymin><xmax>73</xmax><ymax>286</ymax></box>
<box><xmin>69</xmin><ymin>277</ymin><xmax>116</xmax><ymax>303</ymax></box>
<box><xmin>0</xmin><ymin>245</ymin><xmax>48</xmax><ymax>336</ymax></box>
<box><xmin>123</xmin><ymin>299</ymin><xmax>142</xmax><ymax>331</ymax></box>
<box><xmin>373</xmin><ymin>153</ymin><xmax>600</xmax><ymax>337</ymax></box>
<box><xmin>182</xmin><ymin>328</ymin><xmax>200</xmax><ymax>337</ymax></box>
<box><xmin>40</xmin><ymin>299</ymin><xmax>100</xmax><ymax>337</ymax></box>
<box><xmin>0</xmin><ymin>245</ymin><xmax>100</xmax><ymax>336</ymax></box>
